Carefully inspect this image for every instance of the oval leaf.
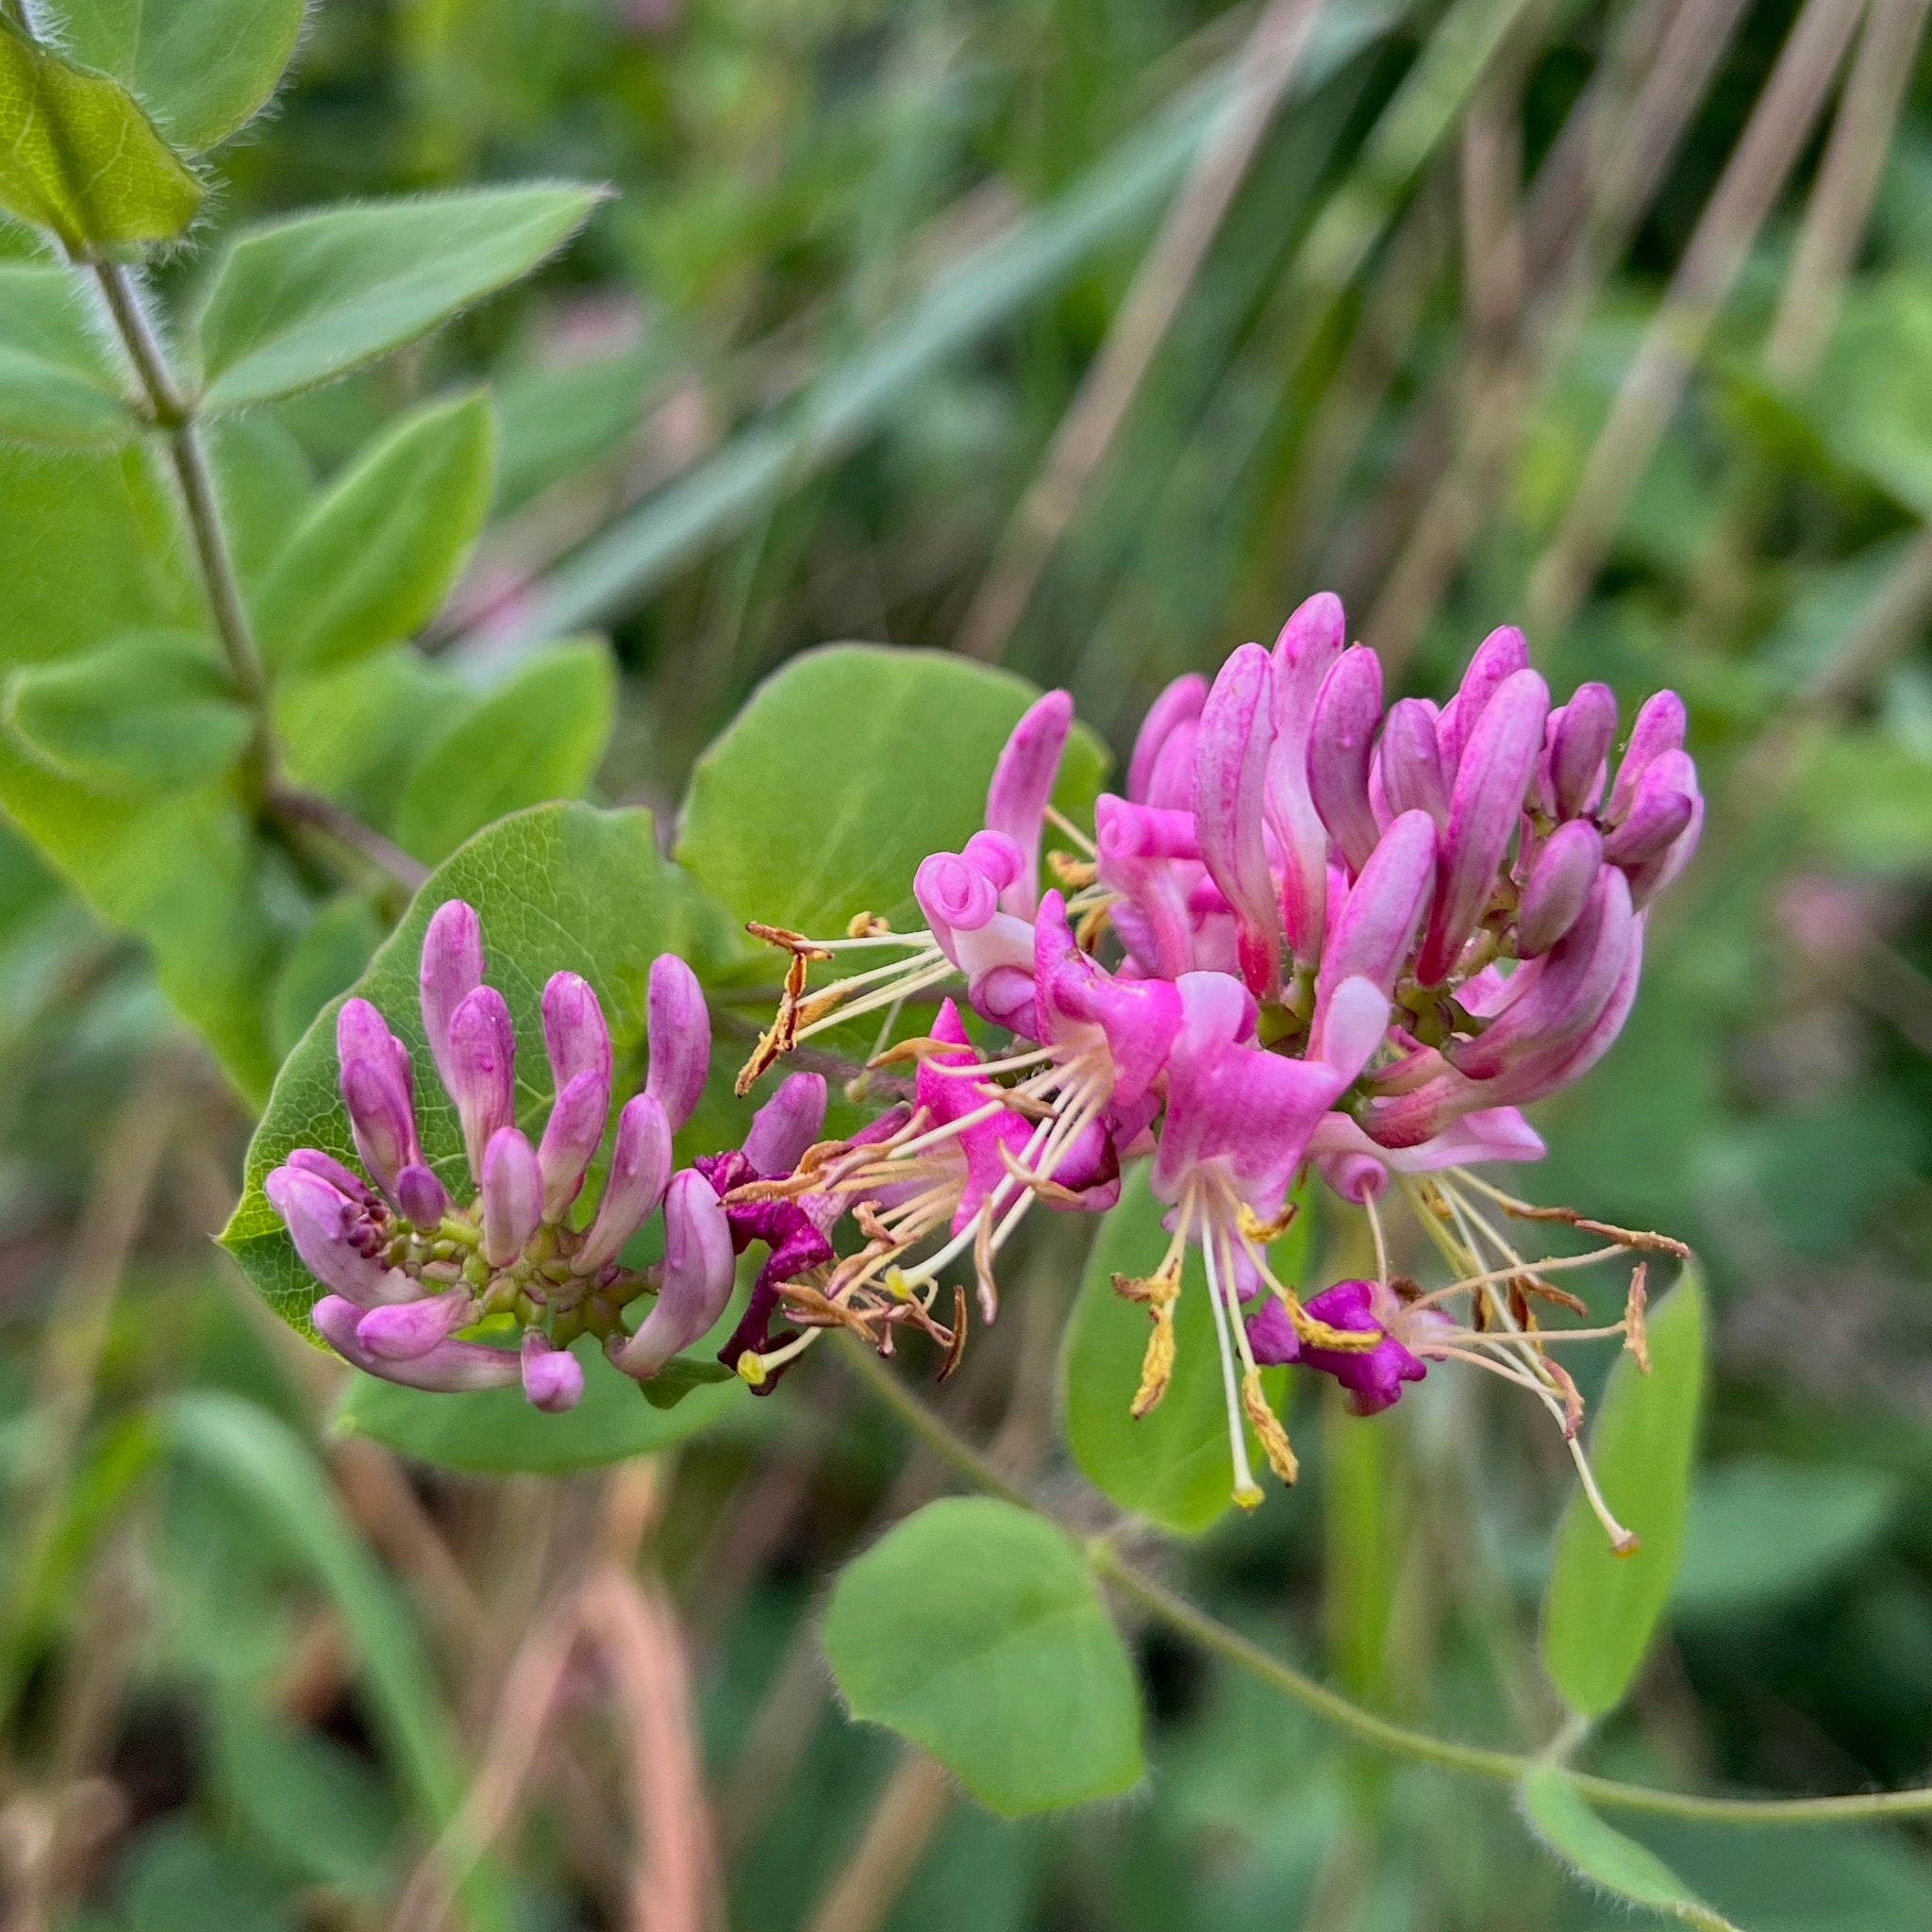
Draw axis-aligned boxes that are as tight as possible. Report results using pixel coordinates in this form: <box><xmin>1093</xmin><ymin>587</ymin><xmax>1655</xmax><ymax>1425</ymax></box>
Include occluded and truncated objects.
<box><xmin>824</xmin><ymin>1497</ymin><xmax>1144</xmax><ymax>1815</ymax></box>
<box><xmin>394</xmin><ymin>639</ymin><xmax>617</xmax><ymax>866</ymax></box>
<box><xmin>219</xmin><ymin>801</ymin><xmax>742</xmax><ymax>1330</ymax></box>
<box><xmin>335</xmin><ymin>1336</ymin><xmax>743</xmax><ymax>1476</ymax></box>
<box><xmin>255</xmin><ymin>391</ymin><xmax>497</xmax><ymax>675</ymax></box>
<box><xmin>47</xmin><ymin>0</ymin><xmax>308</xmax><ymax>151</ymax></box>
<box><xmin>194</xmin><ymin>186</ymin><xmax>604</xmax><ymax>410</ymax></box>
<box><xmin>1541</xmin><ymin>1268</ymin><xmax>1707</xmax><ymax>1718</ymax></box>
<box><xmin>6</xmin><ymin>628</ymin><xmax>252</xmax><ymax>793</ymax></box>
<box><xmin>0</xmin><ymin>263</ymin><xmax>139</xmax><ymax>447</ymax></box>
<box><xmin>676</xmin><ymin>643</ymin><xmax>1108</xmax><ymax>937</ymax></box>
<box><xmin>1520</xmin><ymin>1766</ymin><xmax>1741</xmax><ymax>1931</ymax></box>
<box><xmin>0</xmin><ymin>25</ymin><xmax>202</xmax><ymax>244</ymax></box>
<box><xmin>1059</xmin><ymin>1165</ymin><xmax>1303</xmax><ymax>1535</ymax></box>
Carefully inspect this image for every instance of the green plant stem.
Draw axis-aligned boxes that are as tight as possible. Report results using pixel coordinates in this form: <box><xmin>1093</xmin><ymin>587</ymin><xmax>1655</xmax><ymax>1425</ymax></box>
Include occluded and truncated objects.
<box><xmin>837</xmin><ymin>1331</ymin><xmax>1932</xmax><ymax>1827</ymax></box>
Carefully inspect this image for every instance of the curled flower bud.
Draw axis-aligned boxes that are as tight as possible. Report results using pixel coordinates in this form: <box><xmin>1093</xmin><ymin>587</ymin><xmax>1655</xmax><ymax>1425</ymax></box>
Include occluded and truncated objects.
<box><xmin>1195</xmin><ymin>642</ymin><xmax>1280</xmax><ymax>997</ymax></box>
<box><xmin>1608</xmin><ymin>690</ymin><xmax>1687</xmax><ymax>822</ymax></box>
<box><xmin>1419</xmin><ymin>667</ymin><xmax>1549</xmax><ymax>984</ymax></box>
<box><xmin>539</xmin><ymin>1070</ymin><xmax>610</xmax><ymax>1222</ymax></box>
<box><xmin>610</xmin><ymin>1170</ymin><xmax>735</xmax><ymax>1380</ymax></box>
<box><xmin>266</xmin><ymin>1164</ymin><xmax>411</xmax><ymax>1307</ymax></box>
<box><xmin>1622</xmin><ymin>750</ymin><xmax>1702</xmax><ymax>908</ymax></box>
<box><xmin>286</xmin><ymin>1146</ymin><xmax>376</xmax><ymax>1208</ymax></box>
<box><xmin>1379</xmin><ymin>697</ymin><xmax>1448</xmax><ymax>827</ymax></box>
<box><xmin>963</xmin><ymin>830</ymin><xmax>1025</xmax><ymax>896</ymax></box>
<box><xmin>357</xmin><ymin>1289</ymin><xmax>474</xmax><ymax>1361</ymax></box>
<box><xmin>645</xmin><ymin>954</ymin><xmax>709</xmax><ymax>1134</ymax></box>
<box><xmin>914</xmin><ymin>849</ymin><xmax>1000</xmax><ymax>941</ymax></box>
<box><xmin>1548</xmin><ymin>682</ymin><xmax>1617</xmax><ymax>819</ymax></box>
<box><xmin>1437</xmin><ymin>625</ymin><xmax>1529</xmax><ymax>774</ymax></box>
<box><xmin>985</xmin><ymin>690</ymin><xmax>1073</xmax><ymax>918</ymax></box>
<box><xmin>481</xmin><ymin>1126</ymin><xmax>542</xmax><ymax>1268</ymax></box>
<box><xmin>1127</xmin><ymin>673</ymin><xmax>1208</xmax><ymax>804</ymax></box>
<box><xmin>313</xmin><ymin>1296</ymin><xmax>520</xmax><ymax>1392</ymax></box>
<box><xmin>542</xmin><ymin>971</ymin><xmax>612</xmax><ymax>1093</ymax></box>
<box><xmin>575</xmin><ymin>1092</ymin><xmax>674</xmax><ymax>1274</ymax></box>
<box><xmin>522</xmin><ymin>1331</ymin><xmax>586</xmax><ymax>1413</ymax></box>
<box><xmin>447</xmin><ymin>987</ymin><xmax>516</xmax><ymax>1183</ymax></box>
<box><xmin>420</xmin><ymin>900</ymin><xmax>485</xmax><ymax>1096</ymax></box>
<box><xmin>743</xmin><ymin>1072</ymin><xmax>828</xmax><ymax>1178</ymax></box>
<box><xmin>1307</xmin><ymin>646</ymin><xmax>1386</xmax><ymax>875</ymax></box>
<box><xmin>340</xmin><ymin>1053</ymin><xmax>416</xmax><ymax>1198</ymax></box>
<box><xmin>395</xmin><ymin>1162</ymin><xmax>449</xmax><ymax>1229</ymax></box>
<box><xmin>1518</xmin><ymin>819</ymin><xmax>1603</xmax><ymax>957</ymax></box>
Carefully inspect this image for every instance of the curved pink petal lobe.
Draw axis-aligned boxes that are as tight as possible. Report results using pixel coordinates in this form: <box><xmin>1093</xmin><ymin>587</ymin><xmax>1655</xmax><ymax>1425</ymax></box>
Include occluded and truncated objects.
<box><xmin>1437</xmin><ymin>625</ymin><xmax>1529</xmax><ymax>774</ymax></box>
<box><xmin>612</xmin><ymin>1170</ymin><xmax>737</xmax><ymax>1380</ymax></box>
<box><xmin>1622</xmin><ymin>752</ymin><xmax>1703</xmax><ymax>908</ymax></box>
<box><xmin>313</xmin><ymin>1296</ymin><xmax>521</xmax><ymax>1392</ymax></box>
<box><xmin>1128</xmin><ymin>673</ymin><xmax>1208</xmax><ymax>803</ymax></box>
<box><xmin>1194</xmin><ymin>643</ymin><xmax>1281</xmax><ymax>996</ymax></box>
<box><xmin>1297</xmin><ymin>1280</ymin><xmax>1429</xmax><ymax>1414</ymax></box>
<box><xmin>266</xmin><ymin>1163</ymin><xmax>411</xmax><ymax>1307</ymax></box>
<box><xmin>1314</xmin><ymin>809</ymin><xmax>1436</xmax><ymax>1050</ymax></box>
<box><xmin>1034</xmin><ymin>891</ymin><xmax>1184</xmax><ymax>1108</ymax></box>
<box><xmin>420</xmin><ymin>900</ymin><xmax>485</xmax><ymax>1096</ymax></box>
<box><xmin>645</xmin><ymin>954</ymin><xmax>710</xmax><ymax>1133</ymax></box>
<box><xmin>985</xmin><ymin>689</ymin><xmax>1073</xmax><ymax>918</ymax></box>
<box><xmin>1608</xmin><ymin>689</ymin><xmax>1688</xmax><ymax>821</ymax></box>
<box><xmin>1517</xmin><ymin>819</ymin><xmax>1602</xmax><ymax>956</ymax></box>
<box><xmin>538</xmin><ymin>1069</ymin><xmax>610</xmax><ymax>1222</ymax></box>
<box><xmin>1307</xmin><ymin>645</ymin><xmax>1385</xmax><ymax>874</ymax></box>
<box><xmin>1379</xmin><ymin>697</ymin><xmax>1449</xmax><ymax>827</ymax></box>
<box><xmin>521</xmin><ymin>1332</ymin><xmax>586</xmax><ymax>1413</ymax></box>
<box><xmin>1266</xmin><ymin>592</ymin><xmax>1346</xmax><ymax>963</ymax></box>
<box><xmin>575</xmin><ymin>1092</ymin><xmax>674</xmax><ymax>1274</ymax></box>
<box><xmin>357</xmin><ymin>1289</ymin><xmax>473</xmax><ymax>1361</ymax></box>
<box><xmin>744</xmin><ymin>1072</ymin><xmax>828</xmax><ymax>1178</ymax></box>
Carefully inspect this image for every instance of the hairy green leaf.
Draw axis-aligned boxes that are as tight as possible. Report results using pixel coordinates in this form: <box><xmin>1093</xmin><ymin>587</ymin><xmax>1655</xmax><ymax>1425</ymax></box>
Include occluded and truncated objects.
<box><xmin>220</xmin><ymin>801</ymin><xmax>742</xmax><ymax>1330</ymax></box>
<box><xmin>0</xmin><ymin>262</ymin><xmax>139</xmax><ymax>446</ymax></box>
<box><xmin>46</xmin><ymin>0</ymin><xmax>308</xmax><ymax>151</ymax></box>
<box><xmin>677</xmin><ymin>643</ymin><xmax>1108</xmax><ymax>937</ymax></box>
<box><xmin>6</xmin><ymin>628</ymin><xmax>251</xmax><ymax>792</ymax></box>
<box><xmin>1060</xmin><ymin>1165</ymin><xmax>1302</xmax><ymax>1535</ymax></box>
<box><xmin>1542</xmin><ymin>1270</ymin><xmax>1707</xmax><ymax>1717</ymax></box>
<box><xmin>1520</xmin><ymin>1767</ymin><xmax>1741</xmax><ymax>1931</ymax></box>
<box><xmin>254</xmin><ymin>391</ymin><xmax>496</xmax><ymax>675</ymax></box>
<box><xmin>394</xmin><ymin>638</ymin><xmax>615</xmax><ymax>866</ymax></box>
<box><xmin>193</xmin><ymin>186</ymin><xmax>603</xmax><ymax>409</ymax></box>
<box><xmin>0</xmin><ymin>25</ymin><xmax>202</xmax><ymax>244</ymax></box>
<box><xmin>824</xmin><ymin>1497</ymin><xmax>1143</xmax><ymax>1815</ymax></box>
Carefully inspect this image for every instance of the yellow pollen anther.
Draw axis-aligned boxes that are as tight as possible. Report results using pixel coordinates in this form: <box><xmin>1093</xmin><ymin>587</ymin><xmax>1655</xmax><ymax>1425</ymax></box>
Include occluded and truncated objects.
<box><xmin>1233</xmin><ymin>1482</ymin><xmax>1265</xmax><ymax>1512</ymax></box>
<box><xmin>884</xmin><ymin>1266</ymin><xmax>914</xmax><ymax>1303</ymax></box>
<box><xmin>1284</xmin><ymin>1292</ymin><xmax>1381</xmax><ymax>1355</ymax></box>
<box><xmin>1241</xmin><ymin>1368</ymin><xmax>1298</xmax><ymax>1484</ymax></box>
<box><xmin>847</xmin><ymin>911</ymin><xmax>893</xmax><ymax>938</ymax></box>
<box><xmin>1238</xmin><ymin>1201</ymin><xmax>1300</xmax><ymax>1246</ymax></box>
<box><xmin>1624</xmin><ymin>1262</ymin><xmax>1651</xmax><ymax>1374</ymax></box>
<box><xmin>736</xmin><ymin>1353</ymin><xmax>768</xmax><ymax>1388</ymax></box>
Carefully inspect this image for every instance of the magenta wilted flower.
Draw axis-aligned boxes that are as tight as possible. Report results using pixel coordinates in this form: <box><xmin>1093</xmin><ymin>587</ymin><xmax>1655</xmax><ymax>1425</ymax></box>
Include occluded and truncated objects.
<box><xmin>267</xmin><ymin>902</ymin><xmax>724</xmax><ymax>1410</ymax></box>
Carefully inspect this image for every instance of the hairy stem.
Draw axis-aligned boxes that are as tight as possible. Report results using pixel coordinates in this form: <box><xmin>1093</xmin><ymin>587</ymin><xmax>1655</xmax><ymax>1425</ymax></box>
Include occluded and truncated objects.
<box><xmin>841</xmin><ymin>1331</ymin><xmax>1932</xmax><ymax>1827</ymax></box>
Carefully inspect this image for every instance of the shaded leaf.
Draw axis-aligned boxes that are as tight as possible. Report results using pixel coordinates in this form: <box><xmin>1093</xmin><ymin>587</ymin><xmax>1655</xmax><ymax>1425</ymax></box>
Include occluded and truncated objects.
<box><xmin>1542</xmin><ymin>1271</ymin><xmax>1707</xmax><ymax>1718</ymax></box>
<box><xmin>824</xmin><ymin>1496</ymin><xmax>1143</xmax><ymax>1815</ymax></box>
<box><xmin>0</xmin><ymin>262</ymin><xmax>138</xmax><ymax>447</ymax></box>
<box><xmin>267</xmin><ymin>892</ymin><xmax>382</xmax><ymax>1061</ymax></box>
<box><xmin>193</xmin><ymin>186</ymin><xmax>604</xmax><ymax>410</ymax></box>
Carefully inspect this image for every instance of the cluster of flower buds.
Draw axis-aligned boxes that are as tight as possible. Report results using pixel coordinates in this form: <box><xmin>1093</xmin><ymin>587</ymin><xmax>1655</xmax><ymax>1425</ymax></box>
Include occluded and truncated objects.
<box><xmin>729</xmin><ymin>593</ymin><xmax>1697</xmax><ymax>1532</ymax></box>
<box><xmin>266</xmin><ymin>901</ymin><xmax>766</xmax><ymax>1410</ymax></box>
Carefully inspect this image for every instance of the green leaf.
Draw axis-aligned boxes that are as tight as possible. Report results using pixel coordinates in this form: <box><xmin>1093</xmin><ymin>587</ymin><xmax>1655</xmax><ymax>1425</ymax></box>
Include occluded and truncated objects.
<box><xmin>0</xmin><ymin>25</ymin><xmax>202</xmax><ymax>245</ymax></box>
<box><xmin>636</xmin><ymin>1353</ymin><xmax>735</xmax><ymax>1408</ymax></box>
<box><xmin>254</xmin><ymin>391</ymin><xmax>496</xmax><ymax>675</ymax></box>
<box><xmin>0</xmin><ymin>262</ymin><xmax>139</xmax><ymax>446</ymax></box>
<box><xmin>220</xmin><ymin>801</ymin><xmax>741</xmax><ymax>1330</ymax></box>
<box><xmin>677</xmin><ymin>644</ymin><xmax>1108</xmax><ymax>937</ymax></box>
<box><xmin>193</xmin><ymin>186</ymin><xmax>604</xmax><ymax>410</ymax></box>
<box><xmin>46</xmin><ymin>0</ymin><xmax>308</xmax><ymax>152</ymax></box>
<box><xmin>394</xmin><ymin>639</ymin><xmax>616</xmax><ymax>866</ymax></box>
<box><xmin>1794</xmin><ymin>726</ymin><xmax>1932</xmax><ymax>871</ymax></box>
<box><xmin>1059</xmin><ymin>1165</ymin><xmax>1302</xmax><ymax>1535</ymax></box>
<box><xmin>824</xmin><ymin>1496</ymin><xmax>1143</xmax><ymax>1815</ymax></box>
<box><xmin>267</xmin><ymin>892</ymin><xmax>381</xmax><ymax>1061</ymax></box>
<box><xmin>1541</xmin><ymin>1270</ymin><xmax>1707</xmax><ymax>1718</ymax></box>
<box><xmin>335</xmin><ymin>1336</ymin><xmax>744</xmax><ymax>1475</ymax></box>
<box><xmin>6</xmin><ymin>628</ymin><xmax>251</xmax><ymax>792</ymax></box>
<box><xmin>1519</xmin><ymin>1766</ymin><xmax>1741</xmax><ymax>1931</ymax></box>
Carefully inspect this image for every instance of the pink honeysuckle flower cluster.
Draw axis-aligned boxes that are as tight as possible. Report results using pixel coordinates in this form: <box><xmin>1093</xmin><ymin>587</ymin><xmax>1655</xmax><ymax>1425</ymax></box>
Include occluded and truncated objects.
<box><xmin>731</xmin><ymin>594</ymin><xmax>1696</xmax><ymax>1533</ymax></box>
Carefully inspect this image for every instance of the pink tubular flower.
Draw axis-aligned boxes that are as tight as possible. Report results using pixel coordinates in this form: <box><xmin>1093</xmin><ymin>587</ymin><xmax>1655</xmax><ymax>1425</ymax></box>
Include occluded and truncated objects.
<box><xmin>1195</xmin><ymin>643</ymin><xmax>1281</xmax><ymax>997</ymax></box>
<box><xmin>1266</xmin><ymin>591</ymin><xmax>1346</xmax><ymax>966</ymax></box>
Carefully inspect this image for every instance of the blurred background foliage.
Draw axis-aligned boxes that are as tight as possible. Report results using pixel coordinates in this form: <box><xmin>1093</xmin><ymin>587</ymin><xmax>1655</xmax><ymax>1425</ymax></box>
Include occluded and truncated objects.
<box><xmin>4</xmin><ymin>0</ymin><xmax>1932</xmax><ymax>1923</ymax></box>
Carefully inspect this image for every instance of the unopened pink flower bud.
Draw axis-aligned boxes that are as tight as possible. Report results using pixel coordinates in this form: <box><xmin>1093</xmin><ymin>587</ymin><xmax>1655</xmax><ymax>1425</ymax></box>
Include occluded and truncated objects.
<box><xmin>313</xmin><ymin>1296</ymin><xmax>520</xmax><ymax>1392</ymax></box>
<box><xmin>1607</xmin><ymin>690</ymin><xmax>1687</xmax><ymax>821</ymax></box>
<box><xmin>1266</xmin><ymin>592</ymin><xmax>1346</xmax><ymax>963</ymax></box>
<box><xmin>1307</xmin><ymin>646</ymin><xmax>1385</xmax><ymax>874</ymax></box>
<box><xmin>963</xmin><ymin>830</ymin><xmax>1025</xmax><ymax>896</ymax></box>
<box><xmin>1437</xmin><ymin>625</ymin><xmax>1529</xmax><ymax>774</ymax></box>
<box><xmin>1127</xmin><ymin>673</ymin><xmax>1208</xmax><ymax>804</ymax></box>
<box><xmin>915</xmin><ymin>850</ymin><xmax>999</xmax><ymax>942</ymax></box>
<box><xmin>522</xmin><ymin>1332</ymin><xmax>585</xmax><ymax>1413</ymax></box>
<box><xmin>744</xmin><ymin>1072</ymin><xmax>827</xmax><ymax>1178</ymax></box>
<box><xmin>447</xmin><ymin>987</ymin><xmax>516</xmax><ymax>1183</ymax></box>
<box><xmin>1621</xmin><ymin>750</ymin><xmax>1702</xmax><ymax>908</ymax></box>
<box><xmin>1548</xmin><ymin>682</ymin><xmax>1617</xmax><ymax>819</ymax></box>
<box><xmin>267</xmin><ymin>1164</ymin><xmax>412</xmax><ymax>1307</ymax></box>
<box><xmin>286</xmin><ymin>1146</ymin><xmax>376</xmax><ymax>1208</ymax></box>
<box><xmin>1379</xmin><ymin>698</ymin><xmax>1448</xmax><ymax>826</ymax></box>
<box><xmin>1419</xmin><ymin>668</ymin><xmax>1549</xmax><ymax>984</ymax></box>
<box><xmin>481</xmin><ymin>1126</ymin><xmax>542</xmax><ymax>1267</ymax></box>
<box><xmin>1313</xmin><ymin>810</ymin><xmax>1436</xmax><ymax>1051</ymax></box>
<box><xmin>539</xmin><ymin>1070</ymin><xmax>611</xmax><ymax>1222</ymax></box>
<box><xmin>575</xmin><ymin>1092</ymin><xmax>674</xmax><ymax>1274</ymax></box>
<box><xmin>1517</xmin><ymin>819</ymin><xmax>1602</xmax><ymax>956</ymax></box>
<box><xmin>645</xmin><ymin>954</ymin><xmax>709</xmax><ymax>1133</ymax></box>
<box><xmin>420</xmin><ymin>900</ymin><xmax>485</xmax><ymax>1096</ymax></box>
<box><xmin>340</xmin><ymin>1053</ymin><xmax>417</xmax><ymax>1196</ymax></box>
<box><xmin>395</xmin><ymin>1162</ymin><xmax>449</xmax><ymax>1229</ymax></box>
<box><xmin>985</xmin><ymin>690</ymin><xmax>1073</xmax><ymax>918</ymax></box>
<box><xmin>357</xmin><ymin>1289</ymin><xmax>474</xmax><ymax>1361</ymax></box>
<box><xmin>609</xmin><ymin>1170</ymin><xmax>735</xmax><ymax>1380</ymax></box>
<box><xmin>542</xmin><ymin>972</ymin><xmax>611</xmax><ymax>1093</ymax></box>
<box><xmin>1195</xmin><ymin>642</ymin><xmax>1280</xmax><ymax>997</ymax></box>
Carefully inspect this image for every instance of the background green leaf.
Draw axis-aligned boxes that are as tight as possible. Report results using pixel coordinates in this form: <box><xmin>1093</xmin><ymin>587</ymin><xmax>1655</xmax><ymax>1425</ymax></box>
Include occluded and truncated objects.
<box><xmin>1520</xmin><ymin>1765</ymin><xmax>1741</xmax><ymax>1931</ymax></box>
<box><xmin>193</xmin><ymin>187</ymin><xmax>604</xmax><ymax>409</ymax></box>
<box><xmin>0</xmin><ymin>26</ymin><xmax>202</xmax><ymax>244</ymax></box>
<box><xmin>676</xmin><ymin>643</ymin><xmax>1108</xmax><ymax>936</ymax></box>
<box><xmin>824</xmin><ymin>1497</ymin><xmax>1143</xmax><ymax>1815</ymax></box>
<box><xmin>1059</xmin><ymin>1165</ymin><xmax>1302</xmax><ymax>1535</ymax></box>
<box><xmin>0</xmin><ymin>263</ymin><xmax>138</xmax><ymax>447</ymax></box>
<box><xmin>219</xmin><ymin>801</ymin><xmax>742</xmax><ymax>1329</ymax></box>
<box><xmin>1542</xmin><ymin>1271</ymin><xmax>1707</xmax><ymax>1718</ymax></box>
<box><xmin>45</xmin><ymin>0</ymin><xmax>308</xmax><ymax>152</ymax></box>
<box><xmin>393</xmin><ymin>639</ymin><xmax>616</xmax><ymax>866</ymax></box>
<box><xmin>254</xmin><ymin>391</ymin><xmax>497</xmax><ymax>675</ymax></box>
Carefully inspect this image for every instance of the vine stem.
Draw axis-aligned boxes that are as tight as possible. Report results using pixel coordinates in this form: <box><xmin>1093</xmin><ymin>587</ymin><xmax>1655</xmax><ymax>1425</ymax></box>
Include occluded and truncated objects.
<box><xmin>85</xmin><ymin>258</ymin><xmax>429</xmax><ymax>896</ymax></box>
<box><xmin>833</xmin><ymin>1331</ymin><xmax>1932</xmax><ymax>1827</ymax></box>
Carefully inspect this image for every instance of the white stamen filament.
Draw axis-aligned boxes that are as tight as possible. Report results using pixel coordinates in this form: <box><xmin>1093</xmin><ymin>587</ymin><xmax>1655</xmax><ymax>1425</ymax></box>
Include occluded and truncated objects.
<box><xmin>1200</xmin><ymin>1199</ymin><xmax>1261</xmax><ymax>1507</ymax></box>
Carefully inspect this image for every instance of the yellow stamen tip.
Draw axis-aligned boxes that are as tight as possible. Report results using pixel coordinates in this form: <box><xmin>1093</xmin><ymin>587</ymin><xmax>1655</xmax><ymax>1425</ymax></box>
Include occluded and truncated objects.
<box><xmin>1233</xmin><ymin>1483</ymin><xmax>1265</xmax><ymax>1511</ymax></box>
<box><xmin>736</xmin><ymin>1354</ymin><xmax>768</xmax><ymax>1388</ymax></box>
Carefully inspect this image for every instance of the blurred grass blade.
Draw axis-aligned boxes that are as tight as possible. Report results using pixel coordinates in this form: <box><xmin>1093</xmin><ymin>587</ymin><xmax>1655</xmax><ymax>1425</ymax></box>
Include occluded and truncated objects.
<box><xmin>159</xmin><ymin>1391</ymin><xmax>515</xmax><ymax>1932</ymax></box>
<box><xmin>508</xmin><ymin>0</ymin><xmax>1402</xmax><ymax>644</ymax></box>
